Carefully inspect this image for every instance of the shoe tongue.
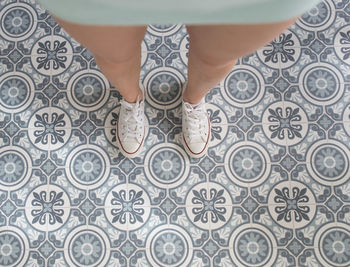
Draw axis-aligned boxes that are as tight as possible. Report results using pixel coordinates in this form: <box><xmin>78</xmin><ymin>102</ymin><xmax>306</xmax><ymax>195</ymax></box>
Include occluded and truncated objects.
<box><xmin>193</xmin><ymin>104</ymin><xmax>200</xmax><ymax>110</ymax></box>
<box><xmin>129</xmin><ymin>126</ymin><xmax>137</xmax><ymax>133</ymax></box>
<box><xmin>190</xmin><ymin>99</ymin><xmax>205</xmax><ymax>110</ymax></box>
<box><xmin>127</xmin><ymin>120</ymin><xmax>137</xmax><ymax>130</ymax></box>
<box><xmin>186</xmin><ymin>103</ymin><xmax>200</xmax><ymax>114</ymax></box>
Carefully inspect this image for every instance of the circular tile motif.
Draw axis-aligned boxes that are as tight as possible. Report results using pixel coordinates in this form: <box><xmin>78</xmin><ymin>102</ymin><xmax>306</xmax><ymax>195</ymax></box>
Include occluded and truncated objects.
<box><xmin>334</xmin><ymin>25</ymin><xmax>350</xmax><ymax>65</ymax></box>
<box><xmin>345</xmin><ymin>121</ymin><xmax>350</xmax><ymax>138</ymax></box>
<box><xmin>0</xmin><ymin>3</ymin><xmax>37</xmax><ymax>41</ymax></box>
<box><xmin>31</xmin><ymin>35</ymin><xmax>73</xmax><ymax>76</ymax></box>
<box><xmin>297</xmin><ymin>0</ymin><xmax>334</xmax><ymax>31</ymax></box>
<box><xmin>0</xmin><ymin>73</ymin><xmax>34</xmax><ymax>113</ymax></box>
<box><xmin>257</xmin><ymin>30</ymin><xmax>300</xmax><ymax>69</ymax></box>
<box><xmin>344</xmin><ymin>104</ymin><xmax>350</xmax><ymax>136</ymax></box>
<box><xmin>67</xmin><ymin>70</ymin><xmax>110</xmax><ymax>111</ymax></box>
<box><xmin>185</xmin><ymin>182</ymin><xmax>232</xmax><ymax>230</ymax></box>
<box><xmin>222</xmin><ymin>65</ymin><xmax>264</xmax><ymax>108</ymax></box>
<box><xmin>262</xmin><ymin>101</ymin><xmax>308</xmax><ymax>146</ymax></box>
<box><xmin>229</xmin><ymin>224</ymin><xmax>277</xmax><ymax>267</ymax></box>
<box><xmin>315</xmin><ymin>223</ymin><xmax>350</xmax><ymax>267</ymax></box>
<box><xmin>151</xmin><ymin>150</ymin><xmax>182</xmax><ymax>181</ymax></box>
<box><xmin>144</xmin><ymin>144</ymin><xmax>189</xmax><ymax>188</ymax></box>
<box><xmin>268</xmin><ymin>181</ymin><xmax>316</xmax><ymax>228</ymax></box>
<box><xmin>224</xmin><ymin>141</ymin><xmax>271</xmax><ymax>187</ymax></box>
<box><xmin>146</xmin><ymin>225</ymin><xmax>193</xmax><ymax>267</ymax></box>
<box><xmin>0</xmin><ymin>147</ymin><xmax>32</xmax><ymax>190</ymax></box>
<box><xmin>306</xmin><ymin>140</ymin><xmax>350</xmax><ymax>186</ymax></box>
<box><xmin>64</xmin><ymin>226</ymin><xmax>110</xmax><ymax>267</ymax></box>
<box><xmin>105</xmin><ymin>183</ymin><xmax>151</xmax><ymax>231</ymax></box>
<box><xmin>300</xmin><ymin>63</ymin><xmax>343</xmax><ymax>105</ymax></box>
<box><xmin>25</xmin><ymin>185</ymin><xmax>70</xmax><ymax>231</ymax></box>
<box><xmin>147</xmin><ymin>24</ymin><xmax>182</xmax><ymax>36</ymax></box>
<box><xmin>0</xmin><ymin>227</ymin><xmax>29</xmax><ymax>266</ymax></box>
<box><xmin>144</xmin><ymin>69</ymin><xmax>184</xmax><ymax>109</ymax></box>
<box><xmin>65</xmin><ymin>145</ymin><xmax>110</xmax><ymax>189</ymax></box>
<box><xmin>28</xmin><ymin>107</ymin><xmax>72</xmax><ymax>150</ymax></box>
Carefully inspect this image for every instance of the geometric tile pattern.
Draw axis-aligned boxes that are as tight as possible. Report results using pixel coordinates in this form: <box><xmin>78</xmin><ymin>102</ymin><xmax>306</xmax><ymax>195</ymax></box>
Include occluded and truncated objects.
<box><xmin>0</xmin><ymin>0</ymin><xmax>350</xmax><ymax>266</ymax></box>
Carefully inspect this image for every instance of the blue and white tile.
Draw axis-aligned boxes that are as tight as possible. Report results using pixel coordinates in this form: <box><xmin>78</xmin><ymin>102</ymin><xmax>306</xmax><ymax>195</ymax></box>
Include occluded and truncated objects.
<box><xmin>1</xmin><ymin>0</ymin><xmax>350</xmax><ymax>266</ymax></box>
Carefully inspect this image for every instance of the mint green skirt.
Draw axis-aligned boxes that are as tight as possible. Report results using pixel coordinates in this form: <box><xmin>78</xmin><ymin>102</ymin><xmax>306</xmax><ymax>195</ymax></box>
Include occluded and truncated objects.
<box><xmin>38</xmin><ymin>0</ymin><xmax>321</xmax><ymax>25</ymax></box>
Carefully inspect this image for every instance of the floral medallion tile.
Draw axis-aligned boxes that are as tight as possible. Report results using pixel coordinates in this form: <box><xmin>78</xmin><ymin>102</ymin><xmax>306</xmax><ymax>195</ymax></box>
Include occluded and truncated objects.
<box><xmin>1</xmin><ymin>0</ymin><xmax>350</xmax><ymax>266</ymax></box>
<box><xmin>143</xmin><ymin>24</ymin><xmax>187</xmax><ymax>52</ymax></box>
<box><xmin>0</xmin><ymin>2</ymin><xmax>52</xmax><ymax>56</ymax></box>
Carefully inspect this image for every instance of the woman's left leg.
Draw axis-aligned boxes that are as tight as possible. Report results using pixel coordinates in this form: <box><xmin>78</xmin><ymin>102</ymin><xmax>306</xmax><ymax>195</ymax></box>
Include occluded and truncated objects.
<box><xmin>184</xmin><ymin>18</ymin><xmax>297</xmax><ymax>104</ymax></box>
<box><xmin>181</xmin><ymin>19</ymin><xmax>297</xmax><ymax>158</ymax></box>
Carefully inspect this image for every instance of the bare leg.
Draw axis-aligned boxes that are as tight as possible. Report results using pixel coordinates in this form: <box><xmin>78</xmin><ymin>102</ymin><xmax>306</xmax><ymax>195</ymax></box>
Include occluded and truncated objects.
<box><xmin>53</xmin><ymin>17</ymin><xmax>147</xmax><ymax>102</ymax></box>
<box><xmin>185</xmin><ymin>19</ymin><xmax>297</xmax><ymax>104</ymax></box>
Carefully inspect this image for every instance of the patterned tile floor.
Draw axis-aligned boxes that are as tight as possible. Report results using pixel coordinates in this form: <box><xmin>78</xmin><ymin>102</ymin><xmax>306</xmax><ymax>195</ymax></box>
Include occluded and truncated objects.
<box><xmin>1</xmin><ymin>0</ymin><xmax>350</xmax><ymax>266</ymax></box>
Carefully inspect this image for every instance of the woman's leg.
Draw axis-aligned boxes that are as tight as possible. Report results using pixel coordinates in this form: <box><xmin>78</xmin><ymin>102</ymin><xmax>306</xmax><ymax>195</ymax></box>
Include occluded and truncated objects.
<box><xmin>53</xmin><ymin>17</ymin><xmax>147</xmax><ymax>102</ymax></box>
<box><xmin>184</xmin><ymin>19</ymin><xmax>297</xmax><ymax>104</ymax></box>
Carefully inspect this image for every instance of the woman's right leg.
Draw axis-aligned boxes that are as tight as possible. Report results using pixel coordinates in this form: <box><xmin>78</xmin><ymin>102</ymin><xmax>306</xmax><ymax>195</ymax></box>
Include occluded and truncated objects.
<box><xmin>53</xmin><ymin>16</ymin><xmax>147</xmax><ymax>102</ymax></box>
<box><xmin>52</xmin><ymin>17</ymin><xmax>148</xmax><ymax>158</ymax></box>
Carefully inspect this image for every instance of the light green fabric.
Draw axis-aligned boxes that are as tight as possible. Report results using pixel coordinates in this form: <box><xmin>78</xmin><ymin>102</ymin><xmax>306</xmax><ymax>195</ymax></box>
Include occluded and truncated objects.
<box><xmin>38</xmin><ymin>0</ymin><xmax>321</xmax><ymax>25</ymax></box>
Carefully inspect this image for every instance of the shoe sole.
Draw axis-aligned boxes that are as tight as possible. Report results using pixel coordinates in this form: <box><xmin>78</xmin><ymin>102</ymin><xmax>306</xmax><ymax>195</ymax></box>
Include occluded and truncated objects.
<box><xmin>116</xmin><ymin>117</ymin><xmax>149</xmax><ymax>159</ymax></box>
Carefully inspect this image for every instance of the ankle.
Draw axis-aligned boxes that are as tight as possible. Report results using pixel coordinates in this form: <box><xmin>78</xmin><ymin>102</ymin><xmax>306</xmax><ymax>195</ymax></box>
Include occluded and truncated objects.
<box><xmin>183</xmin><ymin>82</ymin><xmax>207</xmax><ymax>104</ymax></box>
<box><xmin>183</xmin><ymin>91</ymin><xmax>200</xmax><ymax>105</ymax></box>
<box><xmin>183</xmin><ymin>92</ymin><xmax>204</xmax><ymax>105</ymax></box>
<box><xmin>123</xmin><ymin>90</ymin><xmax>143</xmax><ymax>103</ymax></box>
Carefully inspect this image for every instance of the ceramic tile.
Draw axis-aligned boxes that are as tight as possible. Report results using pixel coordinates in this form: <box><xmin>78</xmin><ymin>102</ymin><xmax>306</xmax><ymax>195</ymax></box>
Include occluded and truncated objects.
<box><xmin>1</xmin><ymin>0</ymin><xmax>350</xmax><ymax>266</ymax></box>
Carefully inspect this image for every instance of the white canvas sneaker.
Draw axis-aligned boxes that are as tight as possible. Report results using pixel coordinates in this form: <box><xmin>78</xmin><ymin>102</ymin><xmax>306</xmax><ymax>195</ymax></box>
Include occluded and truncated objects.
<box><xmin>182</xmin><ymin>98</ymin><xmax>211</xmax><ymax>158</ymax></box>
<box><xmin>116</xmin><ymin>95</ymin><xmax>147</xmax><ymax>158</ymax></box>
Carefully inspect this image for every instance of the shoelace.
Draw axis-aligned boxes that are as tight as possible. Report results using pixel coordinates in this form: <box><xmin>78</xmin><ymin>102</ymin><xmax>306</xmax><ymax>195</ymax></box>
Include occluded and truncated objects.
<box><xmin>120</xmin><ymin>96</ymin><xmax>144</xmax><ymax>142</ymax></box>
<box><xmin>183</xmin><ymin>101</ymin><xmax>207</xmax><ymax>141</ymax></box>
